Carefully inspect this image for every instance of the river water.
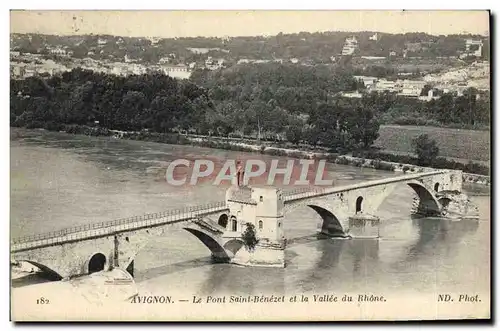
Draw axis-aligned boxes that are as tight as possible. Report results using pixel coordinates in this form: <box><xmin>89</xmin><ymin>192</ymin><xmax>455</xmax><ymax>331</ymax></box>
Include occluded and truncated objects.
<box><xmin>10</xmin><ymin>128</ymin><xmax>490</xmax><ymax>306</ymax></box>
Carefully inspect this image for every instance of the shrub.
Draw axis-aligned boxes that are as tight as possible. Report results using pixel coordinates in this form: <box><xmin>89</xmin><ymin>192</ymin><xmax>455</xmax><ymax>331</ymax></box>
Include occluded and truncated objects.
<box><xmin>43</xmin><ymin>121</ymin><xmax>64</xmax><ymax>132</ymax></box>
<box><xmin>335</xmin><ymin>156</ymin><xmax>349</xmax><ymax>165</ymax></box>
<box><xmin>325</xmin><ymin>153</ymin><xmax>338</xmax><ymax>163</ymax></box>
<box><xmin>351</xmin><ymin>159</ymin><xmax>363</xmax><ymax>167</ymax></box>
<box><xmin>241</xmin><ymin>223</ymin><xmax>259</xmax><ymax>251</ymax></box>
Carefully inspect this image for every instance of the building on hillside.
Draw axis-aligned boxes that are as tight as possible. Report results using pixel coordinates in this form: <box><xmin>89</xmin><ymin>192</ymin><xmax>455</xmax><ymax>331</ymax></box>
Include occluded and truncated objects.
<box><xmin>398</xmin><ymin>87</ymin><xmax>421</xmax><ymax>98</ymax></box>
<box><xmin>373</xmin><ymin>79</ymin><xmax>396</xmax><ymax>92</ymax></box>
<box><xmin>400</xmin><ymin>79</ymin><xmax>426</xmax><ymax>91</ymax></box>
<box><xmin>395</xmin><ymin>79</ymin><xmax>426</xmax><ymax>97</ymax></box>
<box><xmin>111</xmin><ymin>66</ymin><xmax>125</xmax><ymax>76</ymax></box>
<box><xmin>398</xmin><ymin>72</ymin><xmax>413</xmax><ymax>77</ymax></box>
<box><xmin>49</xmin><ymin>47</ymin><xmax>67</xmax><ymax>56</ymax></box>
<box><xmin>162</xmin><ymin>64</ymin><xmax>189</xmax><ymax>72</ymax></box>
<box><xmin>418</xmin><ymin>89</ymin><xmax>440</xmax><ymax>102</ymax></box>
<box><xmin>340</xmin><ymin>91</ymin><xmax>363</xmax><ymax>98</ymax></box>
<box><xmin>369</xmin><ymin>33</ymin><xmax>378</xmax><ymax>41</ymax></box>
<box><xmin>159</xmin><ymin>57</ymin><xmax>170</xmax><ymax>64</ymax></box>
<box><xmin>342</xmin><ymin>36</ymin><xmax>358</xmax><ymax>56</ymax></box>
<box><xmin>162</xmin><ymin>64</ymin><xmax>191</xmax><ymax>79</ymax></box>
<box><xmin>465</xmin><ymin>39</ymin><xmax>483</xmax><ymax>51</ymax></box>
<box><xmin>10</xmin><ymin>65</ymin><xmax>25</xmax><ymax>79</ymax></box>
<box><xmin>253</xmin><ymin>60</ymin><xmax>272</xmax><ymax>64</ymax></box>
<box><xmin>473</xmin><ymin>45</ymin><xmax>483</xmax><ymax>57</ymax></box>
<box><xmin>149</xmin><ymin>37</ymin><xmax>161</xmax><ymax>45</ymax></box>
<box><xmin>205</xmin><ymin>57</ymin><xmax>225</xmax><ymax>70</ymax></box>
<box><xmin>353</xmin><ymin>76</ymin><xmax>378</xmax><ymax>89</ymax></box>
<box><xmin>456</xmin><ymin>83</ymin><xmax>469</xmax><ymax>96</ymax></box>
<box><xmin>360</xmin><ymin>56</ymin><xmax>386</xmax><ymax>61</ymax></box>
<box><xmin>23</xmin><ymin>67</ymin><xmax>36</xmax><ymax>78</ymax></box>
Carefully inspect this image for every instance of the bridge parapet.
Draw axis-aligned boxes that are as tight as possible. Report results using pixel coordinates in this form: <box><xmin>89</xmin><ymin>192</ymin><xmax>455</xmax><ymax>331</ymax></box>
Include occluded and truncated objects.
<box><xmin>284</xmin><ymin>170</ymin><xmax>452</xmax><ymax>205</ymax></box>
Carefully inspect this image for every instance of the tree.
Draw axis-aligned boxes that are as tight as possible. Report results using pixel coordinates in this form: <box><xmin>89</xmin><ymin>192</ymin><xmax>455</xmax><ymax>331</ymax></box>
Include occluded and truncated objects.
<box><xmin>118</xmin><ymin>90</ymin><xmax>147</xmax><ymax>130</ymax></box>
<box><xmin>241</xmin><ymin>223</ymin><xmax>259</xmax><ymax>251</ymax></box>
<box><xmin>412</xmin><ymin>134</ymin><xmax>439</xmax><ymax>166</ymax></box>
<box><xmin>286</xmin><ymin>118</ymin><xmax>304</xmax><ymax>145</ymax></box>
<box><xmin>346</xmin><ymin>105</ymin><xmax>380</xmax><ymax>149</ymax></box>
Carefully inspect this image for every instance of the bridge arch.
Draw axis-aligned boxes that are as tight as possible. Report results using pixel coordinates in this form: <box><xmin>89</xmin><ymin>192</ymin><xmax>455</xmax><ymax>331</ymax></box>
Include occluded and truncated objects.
<box><xmin>308</xmin><ymin>205</ymin><xmax>346</xmax><ymax>237</ymax></box>
<box><xmin>355</xmin><ymin>196</ymin><xmax>364</xmax><ymax>214</ymax></box>
<box><xmin>406</xmin><ymin>181</ymin><xmax>442</xmax><ymax>215</ymax></box>
<box><xmin>223</xmin><ymin>239</ymin><xmax>245</xmax><ymax>256</ymax></box>
<box><xmin>18</xmin><ymin>260</ymin><xmax>63</xmax><ymax>281</ymax></box>
<box><xmin>88</xmin><ymin>253</ymin><xmax>107</xmax><ymax>274</ymax></box>
<box><xmin>183</xmin><ymin>227</ymin><xmax>231</xmax><ymax>262</ymax></box>
<box><xmin>438</xmin><ymin>197</ymin><xmax>452</xmax><ymax>209</ymax></box>
<box><xmin>218</xmin><ymin>214</ymin><xmax>228</xmax><ymax>228</ymax></box>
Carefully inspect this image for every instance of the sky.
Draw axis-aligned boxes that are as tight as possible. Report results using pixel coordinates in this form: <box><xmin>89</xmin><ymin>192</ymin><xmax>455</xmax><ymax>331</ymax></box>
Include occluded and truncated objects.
<box><xmin>10</xmin><ymin>10</ymin><xmax>490</xmax><ymax>38</ymax></box>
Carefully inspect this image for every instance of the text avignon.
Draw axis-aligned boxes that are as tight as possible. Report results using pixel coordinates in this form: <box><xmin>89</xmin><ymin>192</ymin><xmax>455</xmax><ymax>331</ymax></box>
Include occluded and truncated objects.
<box><xmin>130</xmin><ymin>296</ymin><xmax>173</xmax><ymax>304</ymax></box>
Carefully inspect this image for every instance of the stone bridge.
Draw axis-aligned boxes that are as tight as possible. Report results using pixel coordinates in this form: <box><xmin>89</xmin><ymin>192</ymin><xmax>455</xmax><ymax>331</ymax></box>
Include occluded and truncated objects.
<box><xmin>283</xmin><ymin>169</ymin><xmax>464</xmax><ymax>238</ymax></box>
<box><xmin>11</xmin><ymin>202</ymin><xmax>235</xmax><ymax>280</ymax></box>
<box><xmin>11</xmin><ymin>169</ymin><xmax>472</xmax><ymax>277</ymax></box>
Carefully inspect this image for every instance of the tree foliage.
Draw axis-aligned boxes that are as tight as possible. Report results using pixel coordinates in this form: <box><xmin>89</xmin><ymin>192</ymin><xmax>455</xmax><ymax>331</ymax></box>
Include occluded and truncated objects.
<box><xmin>412</xmin><ymin>134</ymin><xmax>440</xmax><ymax>166</ymax></box>
<box><xmin>10</xmin><ymin>64</ymin><xmax>489</xmax><ymax>155</ymax></box>
<box><xmin>10</xmin><ymin>68</ymin><xmax>213</xmax><ymax>133</ymax></box>
<box><xmin>190</xmin><ymin>63</ymin><xmax>382</xmax><ymax>150</ymax></box>
<box><xmin>241</xmin><ymin>223</ymin><xmax>259</xmax><ymax>251</ymax></box>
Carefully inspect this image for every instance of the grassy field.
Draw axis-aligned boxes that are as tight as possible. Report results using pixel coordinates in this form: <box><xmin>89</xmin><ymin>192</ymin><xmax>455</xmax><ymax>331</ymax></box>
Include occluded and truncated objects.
<box><xmin>375</xmin><ymin>125</ymin><xmax>491</xmax><ymax>163</ymax></box>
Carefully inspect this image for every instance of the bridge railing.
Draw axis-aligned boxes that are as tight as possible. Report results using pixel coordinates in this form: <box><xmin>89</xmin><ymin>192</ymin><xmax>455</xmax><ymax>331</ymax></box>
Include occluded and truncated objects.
<box><xmin>283</xmin><ymin>186</ymin><xmax>327</xmax><ymax>201</ymax></box>
<box><xmin>282</xmin><ymin>169</ymin><xmax>450</xmax><ymax>203</ymax></box>
<box><xmin>11</xmin><ymin>201</ymin><xmax>227</xmax><ymax>246</ymax></box>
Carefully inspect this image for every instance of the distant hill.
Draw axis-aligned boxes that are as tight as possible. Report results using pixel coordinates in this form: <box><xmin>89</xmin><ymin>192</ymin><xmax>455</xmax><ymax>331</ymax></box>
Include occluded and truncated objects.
<box><xmin>10</xmin><ymin>31</ymin><xmax>490</xmax><ymax>64</ymax></box>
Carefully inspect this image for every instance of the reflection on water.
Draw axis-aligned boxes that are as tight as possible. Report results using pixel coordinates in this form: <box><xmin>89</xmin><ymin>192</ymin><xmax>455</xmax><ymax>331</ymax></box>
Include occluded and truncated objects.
<box><xmin>11</xmin><ymin>272</ymin><xmax>55</xmax><ymax>288</ymax></box>
<box><xmin>134</xmin><ymin>257</ymin><xmax>212</xmax><ymax>283</ymax></box>
<box><xmin>406</xmin><ymin>216</ymin><xmax>480</xmax><ymax>259</ymax></box>
<box><xmin>10</xmin><ymin>129</ymin><xmax>490</xmax><ymax>298</ymax></box>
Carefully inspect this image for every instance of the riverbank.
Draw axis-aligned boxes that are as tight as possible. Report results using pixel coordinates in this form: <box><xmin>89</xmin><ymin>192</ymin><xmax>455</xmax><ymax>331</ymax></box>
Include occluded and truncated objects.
<box><xmin>375</xmin><ymin>125</ymin><xmax>490</xmax><ymax>163</ymax></box>
<box><xmin>11</xmin><ymin>124</ymin><xmax>490</xmax><ymax>186</ymax></box>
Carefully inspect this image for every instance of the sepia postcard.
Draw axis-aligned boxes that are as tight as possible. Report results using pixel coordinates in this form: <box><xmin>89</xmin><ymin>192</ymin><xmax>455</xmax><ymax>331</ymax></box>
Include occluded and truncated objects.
<box><xmin>9</xmin><ymin>9</ymin><xmax>491</xmax><ymax>322</ymax></box>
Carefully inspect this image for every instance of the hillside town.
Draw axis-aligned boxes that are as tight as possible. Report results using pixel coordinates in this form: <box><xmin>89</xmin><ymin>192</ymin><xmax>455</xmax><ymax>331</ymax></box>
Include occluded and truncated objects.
<box><xmin>10</xmin><ymin>32</ymin><xmax>490</xmax><ymax>101</ymax></box>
